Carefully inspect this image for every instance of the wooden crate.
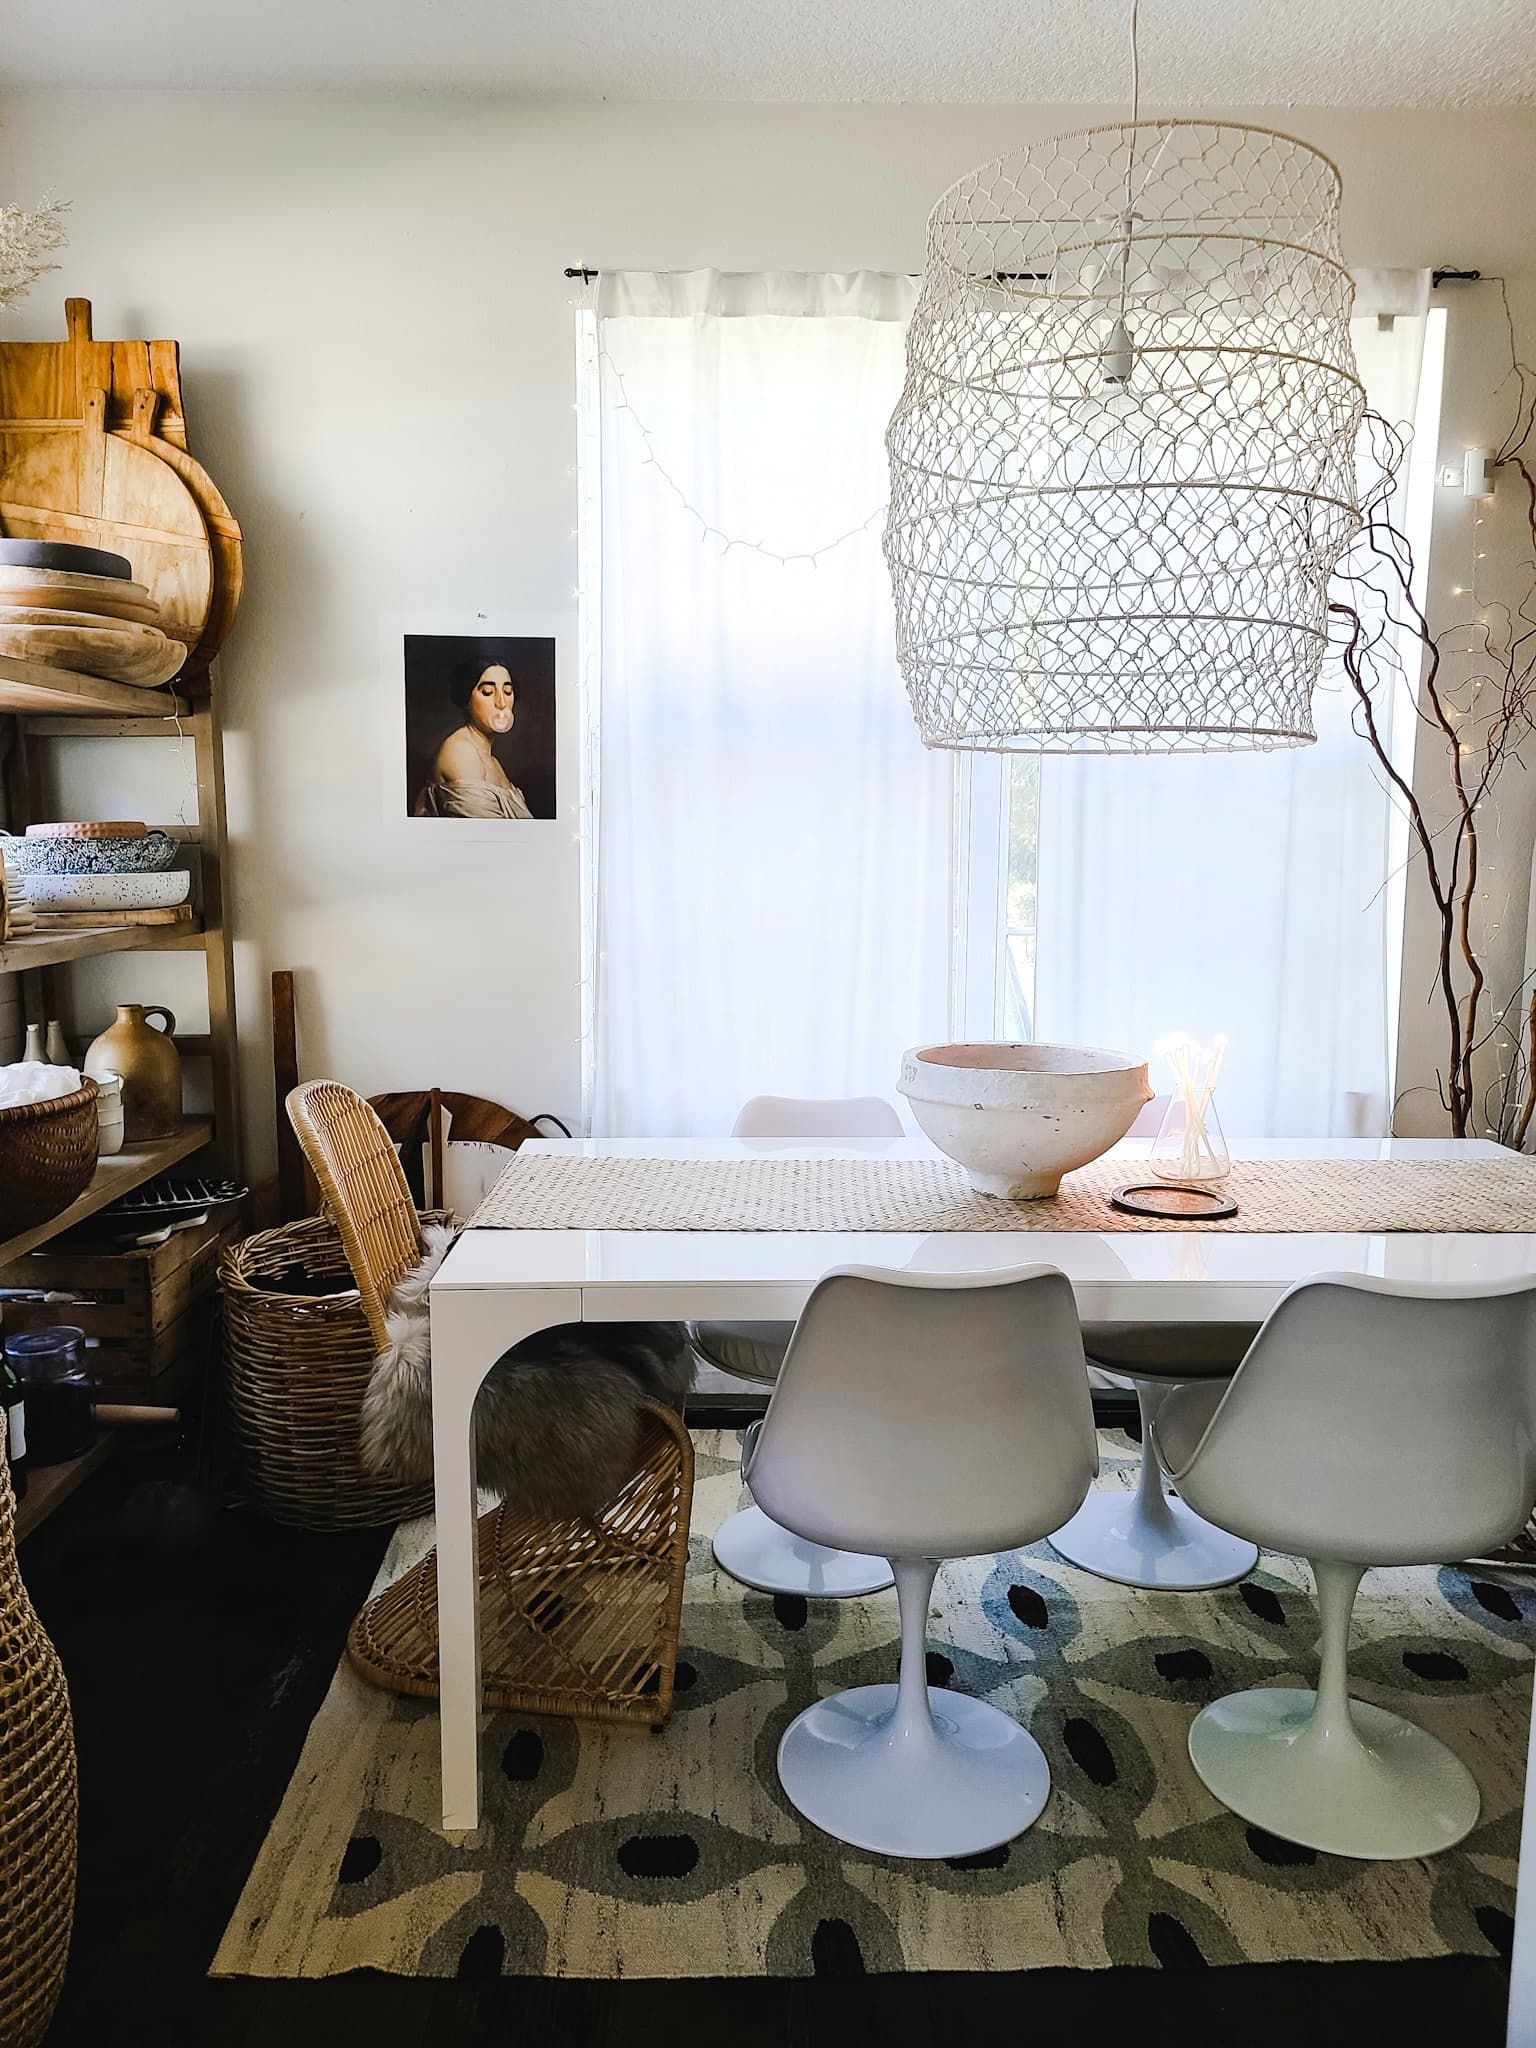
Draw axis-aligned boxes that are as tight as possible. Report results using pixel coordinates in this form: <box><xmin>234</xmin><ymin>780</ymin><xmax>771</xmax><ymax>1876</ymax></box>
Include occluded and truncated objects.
<box><xmin>0</xmin><ymin>1206</ymin><xmax>247</xmax><ymax>1400</ymax></box>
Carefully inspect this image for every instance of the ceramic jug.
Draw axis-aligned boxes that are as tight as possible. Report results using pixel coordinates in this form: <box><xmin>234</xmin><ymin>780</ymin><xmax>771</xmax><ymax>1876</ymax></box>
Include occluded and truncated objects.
<box><xmin>83</xmin><ymin>1004</ymin><xmax>181</xmax><ymax>1142</ymax></box>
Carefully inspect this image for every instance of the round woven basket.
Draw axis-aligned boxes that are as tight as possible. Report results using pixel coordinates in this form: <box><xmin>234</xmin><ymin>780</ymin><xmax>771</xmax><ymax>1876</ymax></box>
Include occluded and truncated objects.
<box><xmin>0</xmin><ymin>1082</ymin><xmax>100</xmax><ymax>1240</ymax></box>
<box><xmin>0</xmin><ymin>1427</ymin><xmax>77</xmax><ymax>2048</ymax></box>
<box><xmin>220</xmin><ymin>1215</ymin><xmax>434</xmax><ymax>1530</ymax></box>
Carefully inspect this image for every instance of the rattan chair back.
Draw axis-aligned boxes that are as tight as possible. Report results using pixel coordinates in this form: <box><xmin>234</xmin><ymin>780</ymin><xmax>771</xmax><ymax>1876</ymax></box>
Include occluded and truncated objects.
<box><xmin>286</xmin><ymin>1080</ymin><xmax>424</xmax><ymax>1348</ymax></box>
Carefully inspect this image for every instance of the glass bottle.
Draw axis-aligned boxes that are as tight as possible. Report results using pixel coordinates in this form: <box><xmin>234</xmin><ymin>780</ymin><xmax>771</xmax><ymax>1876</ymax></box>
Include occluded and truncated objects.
<box><xmin>1149</xmin><ymin>1033</ymin><xmax>1232</xmax><ymax>1187</ymax></box>
<box><xmin>5</xmin><ymin>1328</ymin><xmax>93</xmax><ymax>1466</ymax></box>
<box><xmin>1</xmin><ymin>1350</ymin><xmax>27</xmax><ymax>1502</ymax></box>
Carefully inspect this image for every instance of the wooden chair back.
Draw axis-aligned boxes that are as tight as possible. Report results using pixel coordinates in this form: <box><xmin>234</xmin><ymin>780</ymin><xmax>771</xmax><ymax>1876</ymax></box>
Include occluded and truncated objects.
<box><xmin>367</xmin><ymin>1088</ymin><xmax>546</xmax><ymax>1210</ymax></box>
<box><xmin>285</xmin><ymin>1080</ymin><xmax>425</xmax><ymax>1348</ymax></box>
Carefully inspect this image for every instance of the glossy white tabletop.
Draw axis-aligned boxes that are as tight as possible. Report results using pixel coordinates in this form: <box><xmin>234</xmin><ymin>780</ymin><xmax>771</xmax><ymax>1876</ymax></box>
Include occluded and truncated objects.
<box><xmin>431</xmin><ymin>1135</ymin><xmax>1536</xmax><ymax>1324</ymax></box>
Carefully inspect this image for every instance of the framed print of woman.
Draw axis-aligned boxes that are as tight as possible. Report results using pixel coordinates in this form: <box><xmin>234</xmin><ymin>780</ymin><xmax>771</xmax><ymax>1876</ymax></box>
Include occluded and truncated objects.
<box><xmin>403</xmin><ymin>634</ymin><xmax>557</xmax><ymax>822</ymax></box>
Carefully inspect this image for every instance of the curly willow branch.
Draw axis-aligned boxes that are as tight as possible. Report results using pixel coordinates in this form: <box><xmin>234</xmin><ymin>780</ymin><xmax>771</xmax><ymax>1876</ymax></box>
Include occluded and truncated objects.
<box><xmin>1336</xmin><ymin>341</ymin><xmax>1536</xmax><ymax>1141</ymax></box>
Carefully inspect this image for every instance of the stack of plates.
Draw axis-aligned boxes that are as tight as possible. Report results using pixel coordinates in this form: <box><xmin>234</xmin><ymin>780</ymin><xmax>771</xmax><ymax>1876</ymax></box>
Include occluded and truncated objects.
<box><xmin>0</xmin><ymin>846</ymin><xmax>39</xmax><ymax>935</ymax></box>
<box><xmin>10</xmin><ymin>820</ymin><xmax>192</xmax><ymax>925</ymax></box>
<box><xmin>0</xmin><ymin>541</ymin><xmax>186</xmax><ymax>687</ymax></box>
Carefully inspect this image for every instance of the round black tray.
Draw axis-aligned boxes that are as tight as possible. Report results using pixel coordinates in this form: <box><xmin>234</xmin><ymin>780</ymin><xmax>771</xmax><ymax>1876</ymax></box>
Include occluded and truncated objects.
<box><xmin>1110</xmin><ymin>1181</ymin><xmax>1238</xmax><ymax>1221</ymax></box>
<box><xmin>0</xmin><ymin>539</ymin><xmax>133</xmax><ymax>580</ymax></box>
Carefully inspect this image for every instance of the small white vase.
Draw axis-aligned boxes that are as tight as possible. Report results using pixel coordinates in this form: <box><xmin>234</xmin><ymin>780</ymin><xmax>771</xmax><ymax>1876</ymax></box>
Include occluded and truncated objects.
<box><xmin>45</xmin><ymin>1020</ymin><xmax>71</xmax><ymax>1066</ymax></box>
<box><xmin>92</xmin><ymin>1070</ymin><xmax>125</xmax><ymax>1156</ymax></box>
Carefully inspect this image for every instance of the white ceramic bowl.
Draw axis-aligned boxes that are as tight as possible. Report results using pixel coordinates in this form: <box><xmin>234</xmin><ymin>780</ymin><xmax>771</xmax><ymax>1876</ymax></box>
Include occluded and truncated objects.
<box><xmin>25</xmin><ymin>869</ymin><xmax>191</xmax><ymax>912</ymax></box>
<box><xmin>898</xmin><ymin>1041</ymin><xmax>1152</xmax><ymax>1199</ymax></box>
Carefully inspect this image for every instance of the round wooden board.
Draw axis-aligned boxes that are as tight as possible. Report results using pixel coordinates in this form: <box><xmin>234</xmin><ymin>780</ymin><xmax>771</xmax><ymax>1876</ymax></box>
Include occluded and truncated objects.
<box><xmin>0</xmin><ymin>621</ymin><xmax>186</xmax><ymax>688</ymax></box>
<box><xmin>120</xmin><ymin>393</ymin><xmax>241</xmax><ymax>676</ymax></box>
<box><xmin>0</xmin><ymin>581</ymin><xmax>159</xmax><ymax>624</ymax></box>
<box><xmin>0</xmin><ymin>390</ymin><xmax>212</xmax><ymax>650</ymax></box>
<box><xmin>0</xmin><ymin>605</ymin><xmax>165</xmax><ymax>633</ymax></box>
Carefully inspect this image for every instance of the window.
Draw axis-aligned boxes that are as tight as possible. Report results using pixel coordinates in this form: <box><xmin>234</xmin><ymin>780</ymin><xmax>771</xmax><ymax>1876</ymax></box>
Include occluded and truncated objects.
<box><xmin>580</xmin><ymin>275</ymin><xmax>1442</xmax><ymax>1141</ymax></box>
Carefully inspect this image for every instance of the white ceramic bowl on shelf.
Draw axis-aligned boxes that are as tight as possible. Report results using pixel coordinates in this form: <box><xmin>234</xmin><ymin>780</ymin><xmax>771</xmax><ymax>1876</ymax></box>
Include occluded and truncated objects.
<box><xmin>898</xmin><ymin>1042</ymin><xmax>1152</xmax><ymax>1199</ymax></box>
<box><xmin>24</xmin><ymin>870</ymin><xmax>191</xmax><ymax>913</ymax></box>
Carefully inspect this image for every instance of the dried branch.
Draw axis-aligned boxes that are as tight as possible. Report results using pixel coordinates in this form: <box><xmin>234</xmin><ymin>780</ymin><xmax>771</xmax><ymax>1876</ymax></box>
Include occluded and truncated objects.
<box><xmin>1338</xmin><ymin>351</ymin><xmax>1536</xmax><ymax>1143</ymax></box>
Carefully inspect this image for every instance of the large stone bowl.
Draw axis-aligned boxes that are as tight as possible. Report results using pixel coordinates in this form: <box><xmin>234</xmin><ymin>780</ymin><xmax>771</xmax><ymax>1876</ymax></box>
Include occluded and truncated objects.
<box><xmin>898</xmin><ymin>1042</ymin><xmax>1152</xmax><ymax>1199</ymax></box>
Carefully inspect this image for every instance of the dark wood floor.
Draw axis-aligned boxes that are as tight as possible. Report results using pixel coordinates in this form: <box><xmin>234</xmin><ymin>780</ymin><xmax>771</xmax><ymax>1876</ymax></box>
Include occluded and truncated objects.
<box><xmin>19</xmin><ymin>1405</ymin><xmax>1515</xmax><ymax>2048</ymax></box>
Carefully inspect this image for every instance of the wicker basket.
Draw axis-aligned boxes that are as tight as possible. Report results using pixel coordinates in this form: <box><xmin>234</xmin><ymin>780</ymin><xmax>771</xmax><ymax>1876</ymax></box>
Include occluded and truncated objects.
<box><xmin>0</xmin><ymin>1083</ymin><xmax>100</xmax><ymax>1240</ymax></box>
<box><xmin>0</xmin><ymin>1425</ymin><xmax>77</xmax><ymax>2048</ymax></box>
<box><xmin>348</xmin><ymin>1401</ymin><xmax>695</xmax><ymax>1724</ymax></box>
<box><xmin>220</xmin><ymin>1215</ymin><xmax>434</xmax><ymax>1530</ymax></box>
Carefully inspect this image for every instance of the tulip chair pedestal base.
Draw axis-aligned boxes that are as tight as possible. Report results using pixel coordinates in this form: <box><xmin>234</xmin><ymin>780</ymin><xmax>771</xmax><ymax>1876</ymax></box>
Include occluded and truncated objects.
<box><xmin>777</xmin><ymin>1556</ymin><xmax>1051</xmax><ymax>1858</ymax></box>
<box><xmin>778</xmin><ymin>1682</ymin><xmax>1052</xmax><ymax>1859</ymax></box>
<box><xmin>1048</xmin><ymin>1381</ymin><xmax>1257</xmax><ymax>1590</ymax></box>
<box><xmin>712</xmin><ymin>1506</ymin><xmax>894</xmax><ymax>1597</ymax></box>
<box><xmin>1048</xmin><ymin>1484</ymin><xmax>1259</xmax><ymax>1591</ymax></box>
<box><xmin>1188</xmin><ymin>1686</ymin><xmax>1481</xmax><ymax>1861</ymax></box>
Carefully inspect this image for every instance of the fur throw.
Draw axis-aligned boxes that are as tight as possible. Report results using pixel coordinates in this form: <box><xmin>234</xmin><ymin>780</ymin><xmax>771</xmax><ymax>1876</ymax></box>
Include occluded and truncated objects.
<box><xmin>359</xmin><ymin>1224</ymin><xmax>695</xmax><ymax>1523</ymax></box>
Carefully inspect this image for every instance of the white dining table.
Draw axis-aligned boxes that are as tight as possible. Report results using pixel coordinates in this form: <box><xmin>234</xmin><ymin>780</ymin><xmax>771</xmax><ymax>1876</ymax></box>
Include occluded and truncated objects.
<box><xmin>426</xmin><ymin>1130</ymin><xmax>1536</xmax><ymax>2033</ymax></box>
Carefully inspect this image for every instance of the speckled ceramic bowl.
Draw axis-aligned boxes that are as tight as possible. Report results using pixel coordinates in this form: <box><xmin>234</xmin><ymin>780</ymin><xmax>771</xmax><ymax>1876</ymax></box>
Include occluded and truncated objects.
<box><xmin>24</xmin><ymin>870</ymin><xmax>191</xmax><ymax>912</ymax></box>
<box><xmin>2</xmin><ymin>830</ymin><xmax>180</xmax><ymax>876</ymax></box>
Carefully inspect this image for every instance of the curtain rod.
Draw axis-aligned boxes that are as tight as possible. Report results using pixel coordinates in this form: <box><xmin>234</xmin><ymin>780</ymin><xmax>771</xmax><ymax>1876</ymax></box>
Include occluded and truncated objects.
<box><xmin>569</xmin><ymin>265</ymin><xmax>1479</xmax><ymax>286</ymax></box>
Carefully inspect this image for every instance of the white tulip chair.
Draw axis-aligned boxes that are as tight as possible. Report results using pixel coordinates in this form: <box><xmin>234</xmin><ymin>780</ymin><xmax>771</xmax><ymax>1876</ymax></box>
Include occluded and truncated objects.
<box><xmin>750</xmin><ymin>1263</ymin><xmax>1098</xmax><ymax>1858</ymax></box>
<box><xmin>697</xmin><ymin>1094</ymin><xmax>905</xmax><ymax>1598</ymax></box>
<box><xmin>1152</xmin><ymin>1272</ymin><xmax>1536</xmax><ymax>1860</ymax></box>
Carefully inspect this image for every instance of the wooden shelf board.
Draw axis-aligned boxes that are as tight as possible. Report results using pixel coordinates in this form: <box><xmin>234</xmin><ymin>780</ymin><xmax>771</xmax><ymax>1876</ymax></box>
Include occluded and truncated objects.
<box><xmin>20</xmin><ymin>715</ymin><xmax>195</xmax><ymax>740</ymax></box>
<box><xmin>14</xmin><ymin>1434</ymin><xmax>113</xmax><ymax>1545</ymax></box>
<box><xmin>0</xmin><ymin>1119</ymin><xmax>215</xmax><ymax>1265</ymax></box>
<box><xmin>0</xmin><ymin>922</ymin><xmax>205</xmax><ymax>972</ymax></box>
<box><xmin>0</xmin><ymin>654</ymin><xmax>188</xmax><ymax>720</ymax></box>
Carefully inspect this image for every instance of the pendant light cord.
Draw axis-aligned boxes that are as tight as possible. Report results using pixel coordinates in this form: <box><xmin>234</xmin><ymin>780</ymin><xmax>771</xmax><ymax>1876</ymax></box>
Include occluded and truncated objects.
<box><xmin>1129</xmin><ymin>0</ymin><xmax>1141</xmax><ymax>126</ymax></box>
<box><xmin>1118</xmin><ymin>0</ymin><xmax>1141</xmax><ymax>326</ymax></box>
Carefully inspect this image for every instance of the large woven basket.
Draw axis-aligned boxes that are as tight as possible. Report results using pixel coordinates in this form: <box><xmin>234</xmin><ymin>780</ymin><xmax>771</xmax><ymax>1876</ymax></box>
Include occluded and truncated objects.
<box><xmin>220</xmin><ymin>1215</ymin><xmax>434</xmax><ymax>1530</ymax></box>
<box><xmin>0</xmin><ymin>1082</ymin><xmax>99</xmax><ymax>1240</ymax></box>
<box><xmin>0</xmin><ymin>1424</ymin><xmax>77</xmax><ymax>2047</ymax></box>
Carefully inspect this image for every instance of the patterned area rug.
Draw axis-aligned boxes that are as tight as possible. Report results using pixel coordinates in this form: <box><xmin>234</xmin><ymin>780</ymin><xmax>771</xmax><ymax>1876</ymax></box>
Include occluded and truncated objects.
<box><xmin>214</xmin><ymin>1432</ymin><xmax>1532</xmax><ymax>1981</ymax></box>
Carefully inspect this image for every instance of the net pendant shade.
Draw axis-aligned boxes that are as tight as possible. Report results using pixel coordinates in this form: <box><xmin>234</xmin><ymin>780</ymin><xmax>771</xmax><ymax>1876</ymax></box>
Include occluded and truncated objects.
<box><xmin>885</xmin><ymin>121</ymin><xmax>1367</xmax><ymax>752</ymax></box>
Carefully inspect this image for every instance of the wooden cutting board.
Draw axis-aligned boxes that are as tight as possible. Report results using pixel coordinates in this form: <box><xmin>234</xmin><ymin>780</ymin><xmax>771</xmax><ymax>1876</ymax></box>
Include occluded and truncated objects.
<box><xmin>0</xmin><ymin>567</ymin><xmax>160</xmax><ymax>623</ymax></box>
<box><xmin>0</xmin><ymin>389</ymin><xmax>211</xmax><ymax>652</ymax></box>
<box><xmin>120</xmin><ymin>389</ymin><xmax>241</xmax><ymax>676</ymax></box>
<box><xmin>0</xmin><ymin>619</ymin><xmax>186</xmax><ymax>687</ymax></box>
<box><xmin>0</xmin><ymin>299</ymin><xmax>188</xmax><ymax>449</ymax></box>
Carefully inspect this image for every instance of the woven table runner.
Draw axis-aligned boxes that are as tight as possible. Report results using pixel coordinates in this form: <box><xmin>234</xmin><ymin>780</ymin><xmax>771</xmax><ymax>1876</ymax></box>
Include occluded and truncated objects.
<box><xmin>468</xmin><ymin>1152</ymin><xmax>1536</xmax><ymax>1234</ymax></box>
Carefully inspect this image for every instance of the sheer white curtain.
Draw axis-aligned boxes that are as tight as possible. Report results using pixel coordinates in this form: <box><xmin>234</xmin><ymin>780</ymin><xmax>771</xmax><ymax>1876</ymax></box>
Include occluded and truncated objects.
<box><xmin>1030</xmin><ymin>279</ymin><xmax>1437</xmax><ymax>1137</ymax></box>
<box><xmin>584</xmin><ymin>271</ymin><xmax>946</xmax><ymax>1138</ymax></box>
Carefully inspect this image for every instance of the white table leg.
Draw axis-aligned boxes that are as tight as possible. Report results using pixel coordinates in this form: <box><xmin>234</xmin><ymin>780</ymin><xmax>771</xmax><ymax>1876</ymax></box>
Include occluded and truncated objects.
<box><xmin>1508</xmin><ymin>1660</ymin><xmax>1536</xmax><ymax>2045</ymax></box>
<box><xmin>429</xmin><ymin>1281</ymin><xmax>582</xmax><ymax>1833</ymax></box>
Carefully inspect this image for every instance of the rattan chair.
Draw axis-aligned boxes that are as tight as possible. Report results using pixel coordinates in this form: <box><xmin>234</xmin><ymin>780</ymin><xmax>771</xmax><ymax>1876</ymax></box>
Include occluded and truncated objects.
<box><xmin>285</xmin><ymin>1080</ymin><xmax>694</xmax><ymax>1728</ymax></box>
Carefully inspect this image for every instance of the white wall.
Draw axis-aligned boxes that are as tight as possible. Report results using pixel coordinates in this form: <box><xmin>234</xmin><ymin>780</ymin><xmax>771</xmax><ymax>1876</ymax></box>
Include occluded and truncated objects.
<box><xmin>1</xmin><ymin>94</ymin><xmax>1533</xmax><ymax>1173</ymax></box>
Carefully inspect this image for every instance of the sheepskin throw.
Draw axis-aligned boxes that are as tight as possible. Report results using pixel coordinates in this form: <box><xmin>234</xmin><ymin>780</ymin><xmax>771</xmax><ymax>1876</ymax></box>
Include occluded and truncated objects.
<box><xmin>359</xmin><ymin>1225</ymin><xmax>694</xmax><ymax>1523</ymax></box>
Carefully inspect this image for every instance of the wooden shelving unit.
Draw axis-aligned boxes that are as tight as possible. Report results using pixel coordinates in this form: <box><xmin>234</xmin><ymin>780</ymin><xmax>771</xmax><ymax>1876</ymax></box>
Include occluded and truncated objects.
<box><xmin>1</xmin><ymin>652</ymin><xmax>240</xmax><ymax>1540</ymax></box>
<box><xmin>13</xmin><ymin>1435</ymin><xmax>114</xmax><ymax>1546</ymax></box>
<box><xmin>0</xmin><ymin>922</ymin><xmax>205</xmax><ymax>974</ymax></box>
<box><xmin>0</xmin><ymin>653</ymin><xmax>189</xmax><ymax>721</ymax></box>
<box><xmin>0</xmin><ymin>1119</ymin><xmax>215</xmax><ymax>1267</ymax></box>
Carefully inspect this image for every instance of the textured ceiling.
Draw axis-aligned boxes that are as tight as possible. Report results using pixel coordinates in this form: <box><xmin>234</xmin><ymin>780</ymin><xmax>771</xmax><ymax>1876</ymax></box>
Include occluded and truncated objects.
<box><xmin>3</xmin><ymin>0</ymin><xmax>1535</xmax><ymax>101</ymax></box>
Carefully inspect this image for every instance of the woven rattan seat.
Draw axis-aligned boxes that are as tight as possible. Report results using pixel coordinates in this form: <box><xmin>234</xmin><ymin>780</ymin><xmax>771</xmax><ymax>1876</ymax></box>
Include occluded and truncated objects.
<box><xmin>347</xmin><ymin>1403</ymin><xmax>692</xmax><ymax>1723</ymax></box>
<box><xmin>285</xmin><ymin>1080</ymin><xmax>694</xmax><ymax>1726</ymax></box>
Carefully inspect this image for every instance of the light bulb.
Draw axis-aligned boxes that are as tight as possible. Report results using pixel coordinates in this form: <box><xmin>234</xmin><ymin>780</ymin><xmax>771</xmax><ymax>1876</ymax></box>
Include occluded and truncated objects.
<box><xmin>1100</xmin><ymin>316</ymin><xmax>1134</xmax><ymax>388</ymax></box>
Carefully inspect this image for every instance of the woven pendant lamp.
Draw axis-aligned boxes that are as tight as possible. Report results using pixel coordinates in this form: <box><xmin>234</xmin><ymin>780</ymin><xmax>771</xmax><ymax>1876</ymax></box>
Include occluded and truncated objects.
<box><xmin>885</xmin><ymin>118</ymin><xmax>1366</xmax><ymax>751</ymax></box>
